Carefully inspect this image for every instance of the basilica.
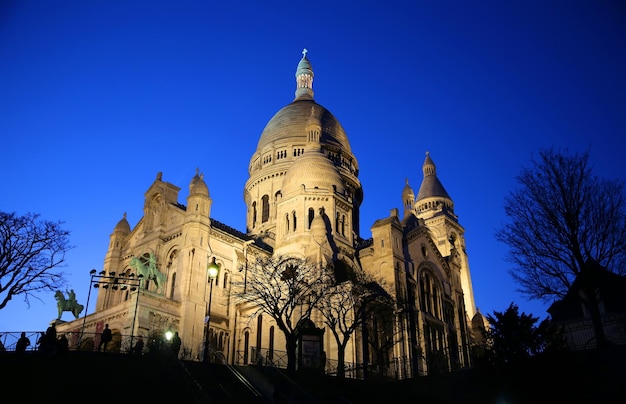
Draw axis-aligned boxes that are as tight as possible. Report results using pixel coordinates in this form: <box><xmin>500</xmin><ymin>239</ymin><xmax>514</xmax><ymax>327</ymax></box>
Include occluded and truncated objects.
<box><xmin>57</xmin><ymin>50</ymin><xmax>486</xmax><ymax>378</ymax></box>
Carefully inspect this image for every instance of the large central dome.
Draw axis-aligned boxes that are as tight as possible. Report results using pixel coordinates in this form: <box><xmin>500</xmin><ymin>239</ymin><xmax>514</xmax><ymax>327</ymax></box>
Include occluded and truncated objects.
<box><xmin>255</xmin><ymin>99</ymin><xmax>352</xmax><ymax>153</ymax></box>
<box><xmin>244</xmin><ymin>50</ymin><xmax>362</xmax><ymax>241</ymax></box>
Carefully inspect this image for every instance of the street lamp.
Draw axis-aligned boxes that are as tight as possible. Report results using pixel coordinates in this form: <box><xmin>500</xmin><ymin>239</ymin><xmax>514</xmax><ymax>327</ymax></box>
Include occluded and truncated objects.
<box><xmin>79</xmin><ymin>269</ymin><xmax>143</xmax><ymax>351</ymax></box>
<box><xmin>165</xmin><ymin>329</ymin><xmax>173</xmax><ymax>352</ymax></box>
<box><xmin>203</xmin><ymin>257</ymin><xmax>220</xmax><ymax>363</ymax></box>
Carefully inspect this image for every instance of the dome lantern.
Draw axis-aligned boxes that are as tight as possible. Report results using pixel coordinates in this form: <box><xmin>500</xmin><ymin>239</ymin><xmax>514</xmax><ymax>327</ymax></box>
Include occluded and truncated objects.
<box><xmin>295</xmin><ymin>48</ymin><xmax>314</xmax><ymax>100</ymax></box>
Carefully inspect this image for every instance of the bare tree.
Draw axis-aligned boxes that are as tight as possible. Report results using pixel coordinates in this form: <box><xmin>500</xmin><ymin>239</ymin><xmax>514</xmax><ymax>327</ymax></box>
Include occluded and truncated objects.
<box><xmin>0</xmin><ymin>211</ymin><xmax>72</xmax><ymax>310</ymax></box>
<box><xmin>496</xmin><ymin>148</ymin><xmax>626</xmax><ymax>346</ymax></box>
<box><xmin>317</xmin><ymin>270</ymin><xmax>394</xmax><ymax>379</ymax></box>
<box><xmin>232</xmin><ymin>255</ymin><xmax>330</xmax><ymax>373</ymax></box>
<box><xmin>361</xmin><ymin>288</ymin><xmax>398</xmax><ymax>380</ymax></box>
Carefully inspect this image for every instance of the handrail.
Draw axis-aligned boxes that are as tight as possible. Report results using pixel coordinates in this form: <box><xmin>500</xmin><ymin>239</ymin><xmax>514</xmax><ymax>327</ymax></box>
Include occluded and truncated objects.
<box><xmin>213</xmin><ymin>350</ymin><xmax>263</xmax><ymax>398</ymax></box>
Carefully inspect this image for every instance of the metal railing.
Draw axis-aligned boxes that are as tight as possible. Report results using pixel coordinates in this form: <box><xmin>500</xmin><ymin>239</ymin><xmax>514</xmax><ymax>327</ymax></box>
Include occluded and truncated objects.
<box><xmin>553</xmin><ymin>314</ymin><xmax>626</xmax><ymax>351</ymax></box>
<box><xmin>233</xmin><ymin>346</ymin><xmax>432</xmax><ymax>381</ymax></box>
<box><xmin>0</xmin><ymin>330</ymin><xmax>152</xmax><ymax>355</ymax></box>
<box><xmin>0</xmin><ymin>331</ymin><xmax>42</xmax><ymax>352</ymax></box>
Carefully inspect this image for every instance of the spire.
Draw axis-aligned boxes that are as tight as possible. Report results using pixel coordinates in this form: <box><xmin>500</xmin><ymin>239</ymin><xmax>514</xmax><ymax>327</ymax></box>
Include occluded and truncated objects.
<box><xmin>422</xmin><ymin>151</ymin><xmax>436</xmax><ymax>177</ymax></box>
<box><xmin>295</xmin><ymin>48</ymin><xmax>314</xmax><ymax>100</ymax></box>
<box><xmin>416</xmin><ymin>151</ymin><xmax>452</xmax><ymax>204</ymax></box>
<box><xmin>189</xmin><ymin>167</ymin><xmax>209</xmax><ymax>196</ymax></box>
<box><xmin>305</xmin><ymin>106</ymin><xmax>321</xmax><ymax>149</ymax></box>
<box><xmin>113</xmin><ymin>212</ymin><xmax>131</xmax><ymax>234</ymax></box>
<box><xmin>402</xmin><ymin>178</ymin><xmax>415</xmax><ymax>218</ymax></box>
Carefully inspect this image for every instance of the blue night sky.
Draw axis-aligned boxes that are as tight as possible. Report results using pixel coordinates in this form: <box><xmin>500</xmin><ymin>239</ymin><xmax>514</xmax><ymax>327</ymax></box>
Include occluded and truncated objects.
<box><xmin>1</xmin><ymin>1</ymin><xmax>625</xmax><ymax>332</ymax></box>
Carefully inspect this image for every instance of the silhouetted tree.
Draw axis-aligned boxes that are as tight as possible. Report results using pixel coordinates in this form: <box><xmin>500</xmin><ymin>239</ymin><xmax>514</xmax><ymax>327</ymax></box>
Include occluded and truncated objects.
<box><xmin>496</xmin><ymin>148</ymin><xmax>626</xmax><ymax>347</ymax></box>
<box><xmin>484</xmin><ymin>303</ymin><xmax>564</xmax><ymax>366</ymax></box>
<box><xmin>0</xmin><ymin>211</ymin><xmax>72</xmax><ymax>310</ymax></box>
<box><xmin>232</xmin><ymin>255</ymin><xmax>330</xmax><ymax>374</ymax></box>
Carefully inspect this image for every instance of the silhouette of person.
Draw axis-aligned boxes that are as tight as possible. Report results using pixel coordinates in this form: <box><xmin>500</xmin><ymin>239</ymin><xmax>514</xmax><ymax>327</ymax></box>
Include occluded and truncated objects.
<box><xmin>46</xmin><ymin>323</ymin><xmax>57</xmax><ymax>341</ymax></box>
<box><xmin>58</xmin><ymin>334</ymin><xmax>69</xmax><ymax>354</ymax></box>
<box><xmin>45</xmin><ymin>323</ymin><xmax>57</xmax><ymax>355</ymax></box>
<box><xmin>36</xmin><ymin>332</ymin><xmax>47</xmax><ymax>352</ymax></box>
<box><xmin>133</xmin><ymin>336</ymin><xmax>144</xmax><ymax>356</ymax></box>
<box><xmin>170</xmin><ymin>331</ymin><xmax>182</xmax><ymax>357</ymax></box>
<box><xmin>16</xmin><ymin>332</ymin><xmax>31</xmax><ymax>353</ymax></box>
<box><xmin>98</xmin><ymin>324</ymin><xmax>112</xmax><ymax>352</ymax></box>
<box><xmin>0</xmin><ymin>335</ymin><xmax>6</xmax><ymax>352</ymax></box>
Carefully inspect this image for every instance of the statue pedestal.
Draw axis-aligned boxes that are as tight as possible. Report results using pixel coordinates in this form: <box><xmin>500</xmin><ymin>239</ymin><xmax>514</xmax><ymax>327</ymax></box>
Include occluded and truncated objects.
<box><xmin>50</xmin><ymin>319</ymin><xmax>66</xmax><ymax>326</ymax></box>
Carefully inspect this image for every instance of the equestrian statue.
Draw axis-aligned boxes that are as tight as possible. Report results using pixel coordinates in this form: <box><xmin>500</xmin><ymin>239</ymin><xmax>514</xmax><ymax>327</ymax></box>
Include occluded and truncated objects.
<box><xmin>129</xmin><ymin>253</ymin><xmax>166</xmax><ymax>295</ymax></box>
<box><xmin>55</xmin><ymin>289</ymin><xmax>84</xmax><ymax>320</ymax></box>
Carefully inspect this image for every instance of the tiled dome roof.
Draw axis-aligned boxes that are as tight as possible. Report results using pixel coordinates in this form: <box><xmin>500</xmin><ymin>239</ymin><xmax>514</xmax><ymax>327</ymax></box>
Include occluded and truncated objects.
<box><xmin>114</xmin><ymin>212</ymin><xmax>131</xmax><ymax>234</ymax></box>
<box><xmin>416</xmin><ymin>152</ymin><xmax>451</xmax><ymax>201</ymax></box>
<box><xmin>189</xmin><ymin>168</ymin><xmax>209</xmax><ymax>196</ymax></box>
<box><xmin>256</xmin><ymin>99</ymin><xmax>352</xmax><ymax>154</ymax></box>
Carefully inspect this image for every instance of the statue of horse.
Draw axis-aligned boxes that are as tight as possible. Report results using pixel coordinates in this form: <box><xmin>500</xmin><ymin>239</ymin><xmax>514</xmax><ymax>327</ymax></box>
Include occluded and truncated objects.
<box><xmin>54</xmin><ymin>290</ymin><xmax>84</xmax><ymax>320</ymax></box>
<box><xmin>129</xmin><ymin>254</ymin><xmax>166</xmax><ymax>295</ymax></box>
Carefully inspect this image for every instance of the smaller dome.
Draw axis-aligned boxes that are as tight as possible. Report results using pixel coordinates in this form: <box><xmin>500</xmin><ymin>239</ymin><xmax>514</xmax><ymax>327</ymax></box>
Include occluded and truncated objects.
<box><xmin>402</xmin><ymin>178</ymin><xmax>415</xmax><ymax>201</ymax></box>
<box><xmin>114</xmin><ymin>212</ymin><xmax>131</xmax><ymax>234</ymax></box>
<box><xmin>189</xmin><ymin>168</ymin><xmax>209</xmax><ymax>196</ymax></box>
<box><xmin>296</xmin><ymin>50</ymin><xmax>314</xmax><ymax>78</ymax></box>
<box><xmin>282</xmin><ymin>100</ymin><xmax>344</xmax><ymax>196</ymax></box>
<box><xmin>282</xmin><ymin>151</ymin><xmax>345</xmax><ymax>196</ymax></box>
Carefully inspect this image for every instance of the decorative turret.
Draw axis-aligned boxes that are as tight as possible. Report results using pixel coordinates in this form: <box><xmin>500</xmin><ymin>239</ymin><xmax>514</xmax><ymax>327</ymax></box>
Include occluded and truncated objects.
<box><xmin>415</xmin><ymin>151</ymin><xmax>454</xmax><ymax>215</ymax></box>
<box><xmin>402</xmin><ymin>178</ymin><xmax>415</xmax><ymax>218</ymax></box>
<box><xmin>305</xmin><ymin>106</ymin><xmax>321</xmax><ymax>147</ymax></box>
<box><xmin>189</xmin><ymin>167</ymin><xmax>210</xmax><ymax>197</ymax></box>
<box><xmin>106</xmin><ymin>212</ymin><xmax>130</xmax><ymax>261</ymax></box>
<box><xmin>414</xmin><ymin>151</ymin><xmax>476</xmax><ymax>318</ymax></box>
<box><xmin>113</xmin><ymin>212</ymin><xmax>131</xmax><ymax>235</ymax></box>
<box><xmin>295</xmin><ymin>48</ymin><xmax>314</xmax><ymax>100</ymax></box>
<box><xmin>186</xmin><ymin>168</ymin><xmax>212</xmax><ymax>219</ymax></box>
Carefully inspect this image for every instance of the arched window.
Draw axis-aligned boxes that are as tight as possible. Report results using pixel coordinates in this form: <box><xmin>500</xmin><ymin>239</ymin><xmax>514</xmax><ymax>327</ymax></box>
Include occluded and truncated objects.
<box><xmin>256</xmin><ymin>315</ymin><xmax>263</xmax><ymax>351</ymax></box>
<box><xmin>218</xmin><ymin>331</ymin><xmax>224</xmax><ymax>352</ymax></box>
<box><xmin>285</xmin><ymin>213</ymin><xmax>290</xmax><ymax>232</ymax></box>
<box><xmin>292</xmin><ymin>211</ymin><xmax>297</xmax><ymax>231</ymax></box>
<box><xmin>420</xmin><ymin>273</ymin><xmax>432</xmax><ymax>313</ymax></box>
<box><xmin>169</xmin><ymin>272</ymin><xmax>176</xmax><ymax>299</ymax></box>
<box><xmin>308</xmin><ymin>208</ymin><xmax>314</xmax><ymax>229</ymax></box>
<box><xmin>261</xmin><ymin>195</ymin><xmax>269</xmax><ymax>223</ymax></box>
<box><xmin>244</xmin><ymin>331</ymin><xmax>250</xmax><ymax>364</ymax></box>
<box><xmin>419</xmin><ymin>270</ymin><xmax>443</xmax><ymax>319</ymax></box>
<box><xmin>252</xmin><ymin>202</ymin><xmax>257</xmax><ymax>229</ymax></box>
<box><xmin>419</xmin><ymin>275</ymin><xmax>427</xmax><ymax>311</ymax></box>
<box><xmin>269</xmin><ymin>326</ymin><xmax>275</xmax><ymax>361</ymax></box>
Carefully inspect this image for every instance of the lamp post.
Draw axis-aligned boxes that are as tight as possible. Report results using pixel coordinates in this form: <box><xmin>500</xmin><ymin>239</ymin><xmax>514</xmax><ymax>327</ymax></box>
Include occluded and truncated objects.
<box><xmin>79</xmin><ymin>269</ymin><xmax>143</xmax><ymax>351</ymax></box>
<box><xmin>165</xmin><ymin>329</ymin><xmax>173</xmax><ymax>352</ymax></box>
<box><xmin>203</xmin><ymin>257</ymin><xmax>220</xmax><ymax>363</ymax></box>
<box><xmin>79</xmin><ymin>269</ymin><xmax>98</xmax><ymax>347</ymax></box>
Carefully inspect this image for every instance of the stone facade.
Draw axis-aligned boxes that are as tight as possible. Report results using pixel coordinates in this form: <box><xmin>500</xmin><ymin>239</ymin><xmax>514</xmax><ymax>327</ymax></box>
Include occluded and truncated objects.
<box><xmin>57</xmin><ymin>51</ymin><xmax>483</xmax><ymax>377</ymax></box>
